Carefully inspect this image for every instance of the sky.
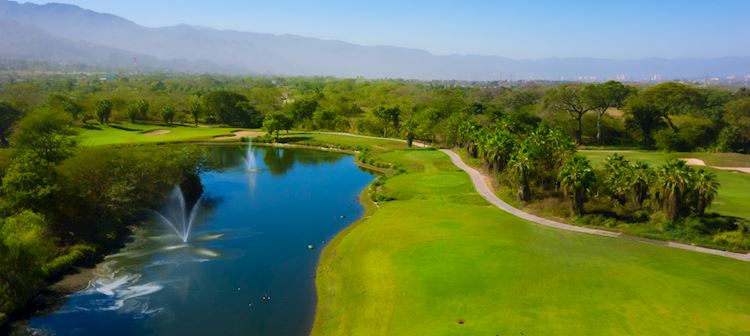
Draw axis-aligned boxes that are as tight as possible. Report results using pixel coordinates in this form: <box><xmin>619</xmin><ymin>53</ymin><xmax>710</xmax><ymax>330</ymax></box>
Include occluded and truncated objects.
<box><xmin>22</xmin><ymin>0</ymin><xmax>750</xmax><ymax>59</ymax></box>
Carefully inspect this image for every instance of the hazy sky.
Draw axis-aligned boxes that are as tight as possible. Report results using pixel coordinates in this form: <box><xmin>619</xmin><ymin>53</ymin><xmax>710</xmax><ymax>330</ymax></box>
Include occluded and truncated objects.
<box><xmin>22</xmin><ymin>0</ymin><xmax>750</xmax><ymax>59</ymax></box>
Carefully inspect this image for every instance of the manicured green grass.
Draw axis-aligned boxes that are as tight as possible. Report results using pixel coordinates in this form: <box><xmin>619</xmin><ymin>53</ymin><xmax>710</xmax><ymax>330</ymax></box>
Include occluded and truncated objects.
<box><xmin>581</xmin><ymin>150</ymin><xmax>750</xmax><ymax>168</ymax></box>
<box><xmin>76</xmin><ymin>122</ymin><xmax>246</xmax><ymax>146</ymax></box>
<box><xmin>582</xmin><ymin>150</ymin><xmax>750</xmax><ymax>219</ymax></box>
<box><xmin>309</xmin><ymin>137</ymin><xmax>750</xmax><ymax>336</ymax></box>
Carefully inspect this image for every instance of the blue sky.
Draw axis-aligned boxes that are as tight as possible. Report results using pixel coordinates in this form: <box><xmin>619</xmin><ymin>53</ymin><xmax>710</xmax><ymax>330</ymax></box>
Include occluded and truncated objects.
<box><xmin>23</xmin><ymin>0</ymin><xmax>750</xmax><ymax>59</ymax></box>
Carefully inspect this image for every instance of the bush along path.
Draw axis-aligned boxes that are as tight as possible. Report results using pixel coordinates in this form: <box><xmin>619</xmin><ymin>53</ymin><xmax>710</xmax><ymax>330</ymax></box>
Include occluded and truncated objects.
<box><xmin>440</xmin><ymin>148</ymin><xmax>750</xmax><ymax>262</ymax></box>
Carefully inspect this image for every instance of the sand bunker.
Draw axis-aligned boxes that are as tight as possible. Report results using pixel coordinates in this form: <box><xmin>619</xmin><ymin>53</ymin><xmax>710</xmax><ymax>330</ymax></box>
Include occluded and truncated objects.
<box><xmin>142</xmin><ymin>130</ymin><xmax>171</xmax><ymax>136</ymax></box>
<box><xmin>681</xmin><ymin>158</ymin><xmax>707</xmax><ymax>166</ymax></box>
<box><xmin>213</xmin><ymin>130</ymin><xmax>266</xmax><ymax>140</ymax></box>
<box><xmin>682</xmin><ymin>158</ymin><xmax>750</xmax><ymax>174</ymax></box>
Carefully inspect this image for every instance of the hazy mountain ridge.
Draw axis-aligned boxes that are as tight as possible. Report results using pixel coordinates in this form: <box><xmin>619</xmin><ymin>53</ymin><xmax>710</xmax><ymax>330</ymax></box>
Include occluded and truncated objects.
<box><xmin>1</xmin><ymin>0</ymin><xmax>749</xmax><ymax>80</ymax></box>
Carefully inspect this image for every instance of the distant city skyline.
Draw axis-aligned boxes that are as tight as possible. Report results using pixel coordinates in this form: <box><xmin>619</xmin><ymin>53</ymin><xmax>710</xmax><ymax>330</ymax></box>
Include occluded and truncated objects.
<box><xmin>18</xmin><ymin>0</ymin><xmax>750</xmax><ymax>60</ymax></box>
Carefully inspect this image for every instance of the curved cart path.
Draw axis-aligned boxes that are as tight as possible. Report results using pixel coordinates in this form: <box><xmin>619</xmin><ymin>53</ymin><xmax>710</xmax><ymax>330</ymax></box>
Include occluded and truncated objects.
<box><xmin>314</xmin><ymin>132</ymin><xmax>750</xmax><ymax>262</ymax></box>
<box><xmin>440</xmin><ymin>149</ymin><xmax>750</xmax><ymax>262</ymax></box>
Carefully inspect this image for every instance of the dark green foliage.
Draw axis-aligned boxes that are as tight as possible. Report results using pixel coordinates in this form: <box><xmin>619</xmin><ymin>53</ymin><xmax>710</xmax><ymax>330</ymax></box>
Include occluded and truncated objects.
<box><xmin>95</xmin><ymin>99</ymin><xmax>113</xmax><ymax>124</ymax></box>
<box><xmin>0</xmin><ymin>101</ymin><xmax>22</xmax><ymax>147</ymax></box>
<box><xmin>559</xmin><ymin>155</ymin><xmax>596</xmax><ymax>216</ymax></box>
<box><xmin>625</xmin><ymin>97</ymin><xmax>665</xmax><ymax>147</ymax></box>
<box><xmin>126</xmin><ymin>99</ymin><xmax>149</xmax><ymax>123</ymax></box>
<box><xmin>202</xmin><ymin>90</ymin><xmax>252</xmax><ymax>126</ymax></box>
<box><xmin>288</xmin><ymin>98</ymin><xmax>320</xmax><ymax>126</ymax></box>
<box><xmin>47</xmin><ymin>94</ymin><xmax>83</xmax><ymax>120</ymax></box>
<box><xmin>161</xmin><ymin>105</ymin><xmax>176</xmax><ymax>125</ymax></box>
<box><xmin>55</xmin><ymin>145</ymin><xmax>208</xmax><ymax>242</ymax></box>
<box><xmin>0</xmin><ymin>210</ymin><xmax>55</xmax><ymax>314</ymax></box>
<box><xmin>10</xmin><ymin>108</ymin><xmax>77</xmax><ymax>163</ymax></box>
<box><xmin>263</xmin><ymin>112</ymin><xmax>294</xmax><ymax>138</ymax></box>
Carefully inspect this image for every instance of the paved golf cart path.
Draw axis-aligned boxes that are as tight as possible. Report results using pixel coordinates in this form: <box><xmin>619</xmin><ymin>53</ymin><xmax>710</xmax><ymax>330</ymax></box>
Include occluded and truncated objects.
<box><xmin>316</xmin><ymin>132</ymin><xmax>750</xmax><ymax>262</ymax></box>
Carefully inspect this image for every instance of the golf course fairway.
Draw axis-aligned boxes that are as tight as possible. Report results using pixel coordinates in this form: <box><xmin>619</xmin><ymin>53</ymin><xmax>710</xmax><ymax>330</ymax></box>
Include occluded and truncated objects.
<box><xmin>308</xmin><ymin>136</ymin><xmax>750</xmax><ymax>335</ymax></box>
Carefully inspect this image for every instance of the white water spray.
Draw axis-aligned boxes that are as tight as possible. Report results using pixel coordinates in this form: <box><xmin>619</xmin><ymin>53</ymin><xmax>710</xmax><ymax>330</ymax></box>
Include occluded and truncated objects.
<box><xmin>155</xmin><ymin>186</ymin><xmax>202</xmax><ymax>243</ymax></box>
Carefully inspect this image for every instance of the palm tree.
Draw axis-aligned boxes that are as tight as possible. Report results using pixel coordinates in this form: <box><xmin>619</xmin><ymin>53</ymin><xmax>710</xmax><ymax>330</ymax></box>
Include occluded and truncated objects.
<box><xmin>690</xmin><ymin>169</ymin><xmax>720</xmax><ymax>216</ymax></box>
<box><xmin>509</xmin><ymin>145</ymin><xmax>535</xmax><ymax>202</ymax></box>
<box><xmin>629</xmin><ymin>161</ymin><xmax>653</xmax><ymax>207</ymax></box>
<box><xmin>653</xmin><ymin>160</ymin><xmax>693</xmax><ymax>222</ymax></box>
<box><xmin>625</xmin><ymin>98</ymin><xmax>666</xmax><ymax>147</ymax></box>
<box><xmin>457</xmin><ymin>120</ymin><xmax>480</xmax><ymax>157</ymax></box>
<box><xmin>602</xmin><ymin>154</ymin><xmax>631</xmax><ymax>204</ymax></box>
<box><xmin>558</xmin><ymin>155</ymin><xmax>596</xmax><ymax>216</ymax></box>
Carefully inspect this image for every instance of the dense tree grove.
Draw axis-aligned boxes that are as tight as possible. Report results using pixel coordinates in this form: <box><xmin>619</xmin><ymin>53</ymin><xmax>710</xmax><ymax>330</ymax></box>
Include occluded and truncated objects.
<box><xmin>0</xmin><ymin>105</ymin><xmax>209</xmax><ymax>321</ymax></box>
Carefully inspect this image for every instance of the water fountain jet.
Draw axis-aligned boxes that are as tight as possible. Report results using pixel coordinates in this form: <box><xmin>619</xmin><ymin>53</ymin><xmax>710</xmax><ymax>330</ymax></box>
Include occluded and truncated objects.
<box><xmin>155</xmin><ymin>186</ymin><xmax>202</xmax><ymax>243</ymax></box>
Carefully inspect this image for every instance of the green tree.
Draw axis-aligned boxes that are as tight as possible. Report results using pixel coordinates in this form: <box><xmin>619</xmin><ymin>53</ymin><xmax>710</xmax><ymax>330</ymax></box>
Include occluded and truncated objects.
<box><xmin>559</xmin><ymin>155</ymin><xmax>596</xmax><ymax>216</ymax></box>
<box><xmin>372</xmin><ymin>106</ymin><xmax>401</xmax><ymax>137</ymax></box>
<box><xmin>313</xmin><ymin>107</ymin><xmax>339</xmax><ymax>130</ymax></box>
<box><xmin>508</xmin><ymin>144</ymin><xmax>535</xmax><ymax>202</ymax></box>
<box><xmin>0</xmin><ymin>101</ymin><xmax>22</xmax><ymax>147</ymax></box>
<box><xmin>0</xmin><ymin>152</ymin><xmax>59</xmax><ymax>213</ymax></box>
<box><xmin>161</xmin><ymin>106</ymin><xmax>176</xmax><ymax>125</ymax></box>
<box><xmin>188</xmin><ymin>97</ymin><xmax>203</xmax><ymax>126</ymax></box>
<box><xmin>95</xmin><ymin>99</ymin><xmax>113</xmax><ymax>125</ymax></box>
<box><xmin>263</xmin><ymin>112</ymin><xmax>293</xmax><ymax>139</ymax></box>
<box><xmin>401</xmin><ymin>117</ymin><xmax>419</xmax><ymax>147</ymax></box>
<box><xmin>583</xmin><ymin>81</ymin><xmax>633</xmax><ymax>144</ymax></box>
<box><xmin>639</xmin><ymin>82</ymin><xmax>703</xmax><ymax>131</ymax></box>
<box><xmin>653</xmin><ymin>160</ymin><xmax>693</xmax><ymax>222</ymax></box>
<box><xmin>625</xmin><ymin>98</ymin><xmax>665</xmax><ymax>147</ymax></box>
<box><xmin>629</xmin><ymin>161</ymin><xmax>653</xmax><ymax>207</ymax></box>
<box><xmin>202</xmin><ymin>90</ymin><xmax>250</xmax><ymax>126</ymax></box>
<box><xmin>601</xmin><ymin>154</ymin><xmax>631</xmax><ymax>204</ymax></box>
<box><xmin>11</xmin><ymin>108</ymin><xmax>77</xmax><ymax>163</ymax></box>
<box><xmin>288</xmin><ymin>98</ymin><xmax>319</xmax><ymax>126</ymax></box>
<box><xmin>691</xmin><ymin>169</ymin><xmax>720</xmax><ymax>216</ymax></box>
<box><xmin>545</xmin><ymin>84</ymin><xmax>591</xmax><ymax>145</ymax></box>
<box><xmin>47</xmin><ymin>94</ymin><xmax>83</xmax><ymax>120</ymax></box>
<box><xmin>126</xmin><ymin>99</ymin><xmax>149</xmax><ymax>123</ymax></box>
<box><xmin>0</xmin><ymin>210</ymin><xmax>55</xmax><ymax>314</ymax></box>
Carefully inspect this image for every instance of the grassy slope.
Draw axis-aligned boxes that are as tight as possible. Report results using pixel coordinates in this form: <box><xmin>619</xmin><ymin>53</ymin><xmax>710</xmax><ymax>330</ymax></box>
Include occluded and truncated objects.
<box><xmin>76</xmin><ymin>122</ymin><xmax>243</xmax><ymax>146</ymax></box>
<box><xmin>304</xmin><ymin>134</ymin><xmax>750</xmax><ymax>336</ymax></box>
<box><xmin>582</xmin><ymin>151</ymin><xmax>750</xmax><ymax>219</ymax></box>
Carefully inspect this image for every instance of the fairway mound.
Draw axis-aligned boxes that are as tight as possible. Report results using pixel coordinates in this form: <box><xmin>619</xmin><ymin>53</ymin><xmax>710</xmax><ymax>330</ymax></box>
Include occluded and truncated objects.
<box><xmin>142</xmin><ymin>129</ymin><xmax>171</xmax><ymax>136</ymax></box>
<box><xmin>681</xmin><ymin>158</ymin><xmax>750</xmax><ymax>174</ymax></box>
<box><xmin>213</xmin><ymin>130</ymin><xmax>266</xmax><ymax>140</ymax></box>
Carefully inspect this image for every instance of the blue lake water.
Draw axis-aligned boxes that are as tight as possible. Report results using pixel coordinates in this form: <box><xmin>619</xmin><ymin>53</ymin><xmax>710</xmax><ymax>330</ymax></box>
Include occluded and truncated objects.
<box><xmin>23</xmin><ymin>145</ymin><xmax>375</xmax><ymax>336</ymax></box>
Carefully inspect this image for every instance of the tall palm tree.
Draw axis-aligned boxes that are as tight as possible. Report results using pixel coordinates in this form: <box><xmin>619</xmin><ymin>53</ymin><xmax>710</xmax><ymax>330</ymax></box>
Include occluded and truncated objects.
<box><xmin>629</xmin><ymin>161</ymin><xmax>653</xmax><ymax>207</ymax></box>
<box><xmin>690</xmin><ymin>169</ymin><xmax>720</xmax><ymax>216</ymax></box>
<box><xmin>509</xmin><ymin>144</ymin><xmax>535</xmax><ymax>202</ymax></box>
<box><xmin>602</xmin><ymin>154</ymin><xmax>631</xmax><ymax>204</ymax></box>
<box><xmin>653</xmin><ymin>160</ymin><xmax>693</xmax><ymax>222</ymax></box>
<box><xmin>558</xmin><ymin>155</ymin><xmax>596</xmax><ymax>216</ymax></box>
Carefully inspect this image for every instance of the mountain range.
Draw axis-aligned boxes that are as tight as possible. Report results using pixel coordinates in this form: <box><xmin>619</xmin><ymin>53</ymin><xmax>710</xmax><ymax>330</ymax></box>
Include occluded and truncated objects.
<box><xmin>1</xmin><ymin>0</ymin><xmax>749</xmax><ymax>81</ymax></box>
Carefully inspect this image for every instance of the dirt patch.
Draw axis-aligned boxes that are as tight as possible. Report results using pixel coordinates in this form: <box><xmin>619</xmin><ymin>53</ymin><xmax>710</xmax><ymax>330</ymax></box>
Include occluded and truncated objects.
<box><xmin>213</xmin><ymin>130</ymin><xmax>266</xmax><ymax>140</ymax></box>
<box><xmin>49</xmin><ymin>267</ymin><xmax>95</xmax><ymax>294</ymax></box>
<box><xmin>142</xmin><ymin>129</ymin><xmax>171</xmax><ymax>136</ymax></box>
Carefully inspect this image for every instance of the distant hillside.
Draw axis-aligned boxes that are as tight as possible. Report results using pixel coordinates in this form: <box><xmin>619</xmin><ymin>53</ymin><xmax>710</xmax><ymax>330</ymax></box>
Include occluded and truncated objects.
<box><xmin>1</xmin><ymin>0</ymin><xmax>749</xmax><ymax>80</ymax></box>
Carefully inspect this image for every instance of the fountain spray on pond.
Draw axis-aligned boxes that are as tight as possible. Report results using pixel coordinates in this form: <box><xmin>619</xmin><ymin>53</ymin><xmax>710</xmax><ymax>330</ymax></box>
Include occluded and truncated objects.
<box><xmin>155</xmin><ymin>186</ymin><xmax>202</xmax><ymax>243</ymax></box>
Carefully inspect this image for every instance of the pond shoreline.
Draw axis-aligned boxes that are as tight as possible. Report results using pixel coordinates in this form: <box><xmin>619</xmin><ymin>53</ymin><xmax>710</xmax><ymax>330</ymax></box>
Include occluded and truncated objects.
<box><xmin>3</xmin><ymin>139</ymin><xmax>381</xmax><ymax>334</ymax></box>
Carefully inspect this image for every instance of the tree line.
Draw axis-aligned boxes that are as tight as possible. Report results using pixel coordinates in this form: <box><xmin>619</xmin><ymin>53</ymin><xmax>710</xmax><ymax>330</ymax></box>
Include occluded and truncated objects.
<box><xmin>1</xmin><ymin>75</ymin><xmax>749</xmax><ymax>153</ymax></box>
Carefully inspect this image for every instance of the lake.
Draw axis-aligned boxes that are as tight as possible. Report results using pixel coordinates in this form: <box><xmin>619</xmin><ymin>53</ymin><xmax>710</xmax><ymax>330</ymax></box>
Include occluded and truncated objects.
<box><xmin>20</xmin><ymin>145</ymin><xmax>375</xmax><ymax>336</ymax></box>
